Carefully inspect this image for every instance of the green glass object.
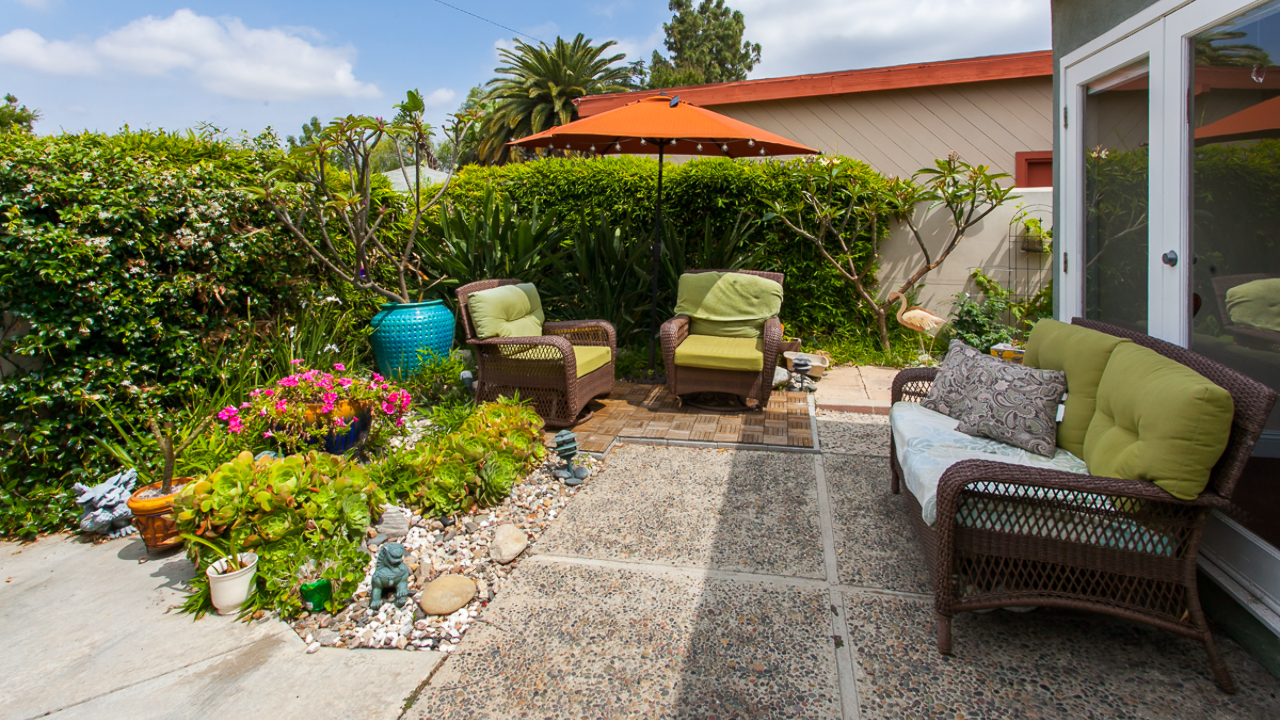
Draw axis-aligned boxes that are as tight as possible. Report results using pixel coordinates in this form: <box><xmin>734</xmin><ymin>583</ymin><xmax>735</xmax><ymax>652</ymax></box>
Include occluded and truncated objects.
<box><xmin>300</xmin><ymin>579</ymin><xmax>332</xmax><ymax>612</ymax></box>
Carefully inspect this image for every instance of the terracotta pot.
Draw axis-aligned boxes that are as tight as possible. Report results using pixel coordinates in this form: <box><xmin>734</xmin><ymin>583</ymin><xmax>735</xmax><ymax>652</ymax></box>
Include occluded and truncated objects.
<box><xmin>126</xmin><ymin>479</ymin><xmax>190</xmax><ymax>552</ymax></box>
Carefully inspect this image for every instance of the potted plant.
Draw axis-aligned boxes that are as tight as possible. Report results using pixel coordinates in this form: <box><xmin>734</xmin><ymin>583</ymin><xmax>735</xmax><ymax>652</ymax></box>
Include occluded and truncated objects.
<box><xmin>125</xmin><ymin>417</ymin><xmax>211</xmax><ymax>553</ymax></box>
<box><xmin>258</xmin><ymin>91</ymin><xmax>477</xmax><ymax>379</ymax></box>
<box><xmin>182</xmin><ymin>533</ymin><xmax>259</xmax><ymax>616</ymax></box>
<box><xmin>216</xmin><ymin>362</ymin><xmax>413</xmax><ymax>454</ymax></box>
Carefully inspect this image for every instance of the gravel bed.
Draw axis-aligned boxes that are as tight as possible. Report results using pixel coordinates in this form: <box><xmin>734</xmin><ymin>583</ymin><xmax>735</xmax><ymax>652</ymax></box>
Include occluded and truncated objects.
<box><xmin>288</xmin><ymin>452</ymin><xmax>601</xmax><ymax>652</ymax></box>
<box><xmin>816</xmin><ymin>409</ymin><xmax>890</xmax><ymax>456</ymax></box>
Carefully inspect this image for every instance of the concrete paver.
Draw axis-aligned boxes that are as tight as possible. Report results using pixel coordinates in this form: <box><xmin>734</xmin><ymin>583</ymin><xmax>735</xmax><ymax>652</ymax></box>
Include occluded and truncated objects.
<box><xmin>0</xmin><ymin>534</ymin><xmax>441</xmax><ymax>720</ymax></box>
<box><xmin>814</xmin><ymin>366</ymin><xmax>896</xmax><ymax>414</ymax></box>
<box><xmin>410</xmin><ymin>560</ymin><xmax>841</xmax><ymax>719</ymax></box>
<box><xmin>536</xmin><ymin>443</ymin><xmax>825</xmax><ymax>579</ymax></box>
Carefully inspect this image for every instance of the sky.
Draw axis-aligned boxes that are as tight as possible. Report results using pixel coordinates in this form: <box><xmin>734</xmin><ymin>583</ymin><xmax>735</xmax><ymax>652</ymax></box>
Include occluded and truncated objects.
<box><xmin>0</xmin><ymin>1</ymin><xmax>1052</xmax><ymax>140</ymax></box>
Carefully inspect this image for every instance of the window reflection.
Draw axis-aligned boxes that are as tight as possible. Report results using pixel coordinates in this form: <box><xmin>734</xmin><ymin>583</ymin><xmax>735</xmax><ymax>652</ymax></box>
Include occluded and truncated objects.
<box><xmin>1190</xmin><ymin>1</ymin><xmax>1280</xmax><ymax>435</ymax></box>
<box><xmin>1084</xmin><ymin>59</ymin><xmax>1150</xmax><ymax>331</ymax></box>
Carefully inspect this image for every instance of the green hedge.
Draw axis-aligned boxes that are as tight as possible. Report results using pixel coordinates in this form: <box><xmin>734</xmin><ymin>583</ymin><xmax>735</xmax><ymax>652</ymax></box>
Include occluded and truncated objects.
<box><xmin>440</xmin><ymin>156</ymin><xmax>902</xmax><ymax>340</ymax></box>
<box><xmin>0</xmin><ymin>129</ymin><xmax>318</xmax><ymax>536</ymax></box>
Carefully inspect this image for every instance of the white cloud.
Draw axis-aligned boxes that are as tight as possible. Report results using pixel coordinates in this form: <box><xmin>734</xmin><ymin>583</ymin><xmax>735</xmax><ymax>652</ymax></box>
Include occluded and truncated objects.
<box><xmin>735</xmin><ymin>0</ymin><xmax>1051</xmax><ymax>77</ymax></box>
<box><xmin>0</xmin><ymin>9</ymin><xmax>380</xmax><ymax>101</ymax></box>
<box><xmin>0</xmin><ymin>28</ymin><xmax>99</xmax><ymax>74</ymax></box>
<box><xmin>424</xmin><ymin>87</ymin><xmax>456</xmax><ymax>108</ymax></box>
<box><xmin>12</xmin><ymin>0</ymin><xmax>55</xmax><ymax>9</ymax></box>
<box><xmin>607</xmin><ymin>27</ymin><xmax>664</xmax><ymax>67</ymax></box>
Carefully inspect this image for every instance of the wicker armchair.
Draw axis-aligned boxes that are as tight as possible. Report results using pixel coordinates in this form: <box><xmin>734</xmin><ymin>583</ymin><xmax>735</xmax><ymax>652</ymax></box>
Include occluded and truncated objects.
<box><xmin>889</xmin><ymin>319</ymin><xmax>1276</xmax><ymax>693</ymax></box>
<box><xmin>659</xmin><ymin>269</ymin><xmax>785</xmax><ymax>408</ymax></box>
<box><xmin>456</xmin><ymin>279</ymin><xmax>615</xmax><ymax>427</ymax></box>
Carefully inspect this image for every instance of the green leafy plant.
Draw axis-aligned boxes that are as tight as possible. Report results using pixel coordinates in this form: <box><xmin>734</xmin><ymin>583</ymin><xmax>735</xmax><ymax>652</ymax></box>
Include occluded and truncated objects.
<box><xmin>176</xmin><ymin>450</ymin><xmax>385</xmax><ymax>617</ymax></box>
<box><xmin>372</xmin><ymin>397</ymin><xmax>544</xmax><ymax>516</ymax></box>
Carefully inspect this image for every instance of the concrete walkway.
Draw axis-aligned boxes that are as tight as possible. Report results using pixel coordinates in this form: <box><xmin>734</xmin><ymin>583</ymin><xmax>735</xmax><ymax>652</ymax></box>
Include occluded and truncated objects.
<box><xmin>0</xmin><ymin>535</ymin><xmax>441</xmax><ymax>720</ymax></box>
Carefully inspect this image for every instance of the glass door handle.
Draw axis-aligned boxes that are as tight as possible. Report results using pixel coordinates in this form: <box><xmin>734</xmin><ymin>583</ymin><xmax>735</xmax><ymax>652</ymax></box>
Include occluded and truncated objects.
<box><xmin>1162</xmin><ymin>251</ymin><xmax>1178</xmax><ymax>267</ymax></box>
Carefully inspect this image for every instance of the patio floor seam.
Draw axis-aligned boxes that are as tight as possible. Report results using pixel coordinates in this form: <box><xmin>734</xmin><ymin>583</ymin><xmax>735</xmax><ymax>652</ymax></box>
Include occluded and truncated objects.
<box><xmin>815</xmin><ymin>451</ymin><xmax>862</xmax><ymax>720</ymax></box>
<box><xmin>525</xmin><ymin>553</ymin><xmax>933</xmax><ymax>600</ymax></box>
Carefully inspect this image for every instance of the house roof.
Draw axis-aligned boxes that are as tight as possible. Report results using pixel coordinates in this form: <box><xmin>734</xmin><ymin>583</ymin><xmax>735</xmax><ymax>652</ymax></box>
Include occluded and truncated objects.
<box><xmin>575</xmin><ymin>51</ymin><xmax>1052</xmax><ymax>117</ymax></box>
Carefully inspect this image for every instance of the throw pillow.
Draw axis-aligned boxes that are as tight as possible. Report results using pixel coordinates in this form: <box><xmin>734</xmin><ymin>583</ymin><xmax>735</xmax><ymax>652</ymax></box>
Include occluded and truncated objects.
<box><xmin>954</xmin><ymin>358</ymin><xmax>1068</xmax><ymax>457</ymax></box>
<box><xmin>921</xmin><ymin>340</ymin><xmax>986</xmax><ymax>419</ymax></box>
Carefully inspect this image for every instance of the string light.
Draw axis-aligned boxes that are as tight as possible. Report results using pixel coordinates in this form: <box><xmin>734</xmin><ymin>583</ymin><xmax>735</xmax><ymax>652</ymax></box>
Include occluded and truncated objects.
<box><xmin>748</xmin><ymin>139</ymin><xmax>755</xmax><ymax>147</ymax></box>
<box><xmin>590</xmin><ymin>145</ymin><xmax>596</xmax><ymax>153</ymax></box>
<box><xmin>615</xmin><ymin>143</ymin><xmax>621</xmax><ymax>151</ymax></box>
<box><xmin>721</xmin><ymin>144</ymin><xmax>728</xmax><ymax>153</ymax></box>
<box><xmin>759</xmin><ymin>148</ymin><xmax>766</xmax><ymax>156</ymax></box>
<box><xmin>696</xmin><ymin>143</ymin><xmax>703</xmax><ymax>152</ymax></box>
<box><xmin>640</xmin><ymin>139</ymin><xmax>646</xmax><ymax>146</ymax></box>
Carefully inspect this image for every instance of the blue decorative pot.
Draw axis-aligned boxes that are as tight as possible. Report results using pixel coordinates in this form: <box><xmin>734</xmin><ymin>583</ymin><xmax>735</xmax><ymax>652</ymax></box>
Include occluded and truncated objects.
<box><xmin>370</xmin><ymin>300</ymin><xmax>455</xmax><ymax>380</ymax></box>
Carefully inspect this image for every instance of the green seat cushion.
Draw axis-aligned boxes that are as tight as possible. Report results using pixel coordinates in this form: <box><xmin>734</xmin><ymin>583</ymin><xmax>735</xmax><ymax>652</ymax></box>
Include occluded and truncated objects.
<box><xmin>468</xmin><ymin>284</ymin><xmax>544</xmax><ymax>339</ymax></box>
<box><xmin>1083</xmin><ymin>342</ymin><xmax>1235</xmax><ymax>500</ymax></box>
<box><xmin>674</xmin><ymin>272</ymin><xmax>783</xmax><ymax>338</ymax></box>
<box><xmin>1226</xmin><ymin>278</ymin><xmax>1280</xmax><ymax>333</ymax></box>
<box><xmin>572</xmin><ymin>345</ymin><xmax>611</xmax><ymax>378</ymax></box>
<box><xmin>1023</xmin><ymin>319</ymin><xmax>1130</xmax><ymax>457</ymax></box>
<box><xmin>674</xmin><ymin>335</ymin><xmax>765</xmax><ymax>372</ymax></box>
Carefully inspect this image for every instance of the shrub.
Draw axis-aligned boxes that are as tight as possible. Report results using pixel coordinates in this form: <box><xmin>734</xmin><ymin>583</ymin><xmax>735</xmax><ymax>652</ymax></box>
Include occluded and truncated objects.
<box><xmin>0</xmin><ymin>128</ymin><xmax>322</xmax><ymax>536</ymax></box>
<box><xmin>371</xmin><ymin>397</ymin><xmax>544</xmax><ymax>516</ymax></box>
<box><xmin>437</xmin><ymin>156</ymin><xmax>905</xmax><ymax>342</ymax></box>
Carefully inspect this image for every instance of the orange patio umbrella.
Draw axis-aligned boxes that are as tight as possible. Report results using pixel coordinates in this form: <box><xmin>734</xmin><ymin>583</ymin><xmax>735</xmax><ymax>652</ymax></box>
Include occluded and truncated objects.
<box><xmin>509</xmin><ymin>94</ymin><xmax>819</xmax><ymax>371</ymax></box>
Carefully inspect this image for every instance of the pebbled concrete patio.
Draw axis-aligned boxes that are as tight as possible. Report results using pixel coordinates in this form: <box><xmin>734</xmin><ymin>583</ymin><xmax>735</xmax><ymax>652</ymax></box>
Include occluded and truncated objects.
<box><xmin>409</xmin><ymin>433</ymin><xmax>1280</xmax><ymax>719</ymax></box>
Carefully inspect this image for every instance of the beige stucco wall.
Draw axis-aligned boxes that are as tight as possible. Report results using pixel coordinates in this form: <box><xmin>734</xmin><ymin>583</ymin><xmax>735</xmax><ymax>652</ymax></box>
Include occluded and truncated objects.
<box><xmin>878</xmin><ymin>188</ymin><xmax>1053</xmax><ymax>318</ymax></box>
<box><xmin>712</xmin><ymin>77</ymin><xmax>1053</xmax><ymax>180</ymax></box>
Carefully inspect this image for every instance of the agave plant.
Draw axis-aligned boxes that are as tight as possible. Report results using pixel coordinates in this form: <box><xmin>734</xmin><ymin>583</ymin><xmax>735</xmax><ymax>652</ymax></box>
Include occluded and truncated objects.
<box><xmin>479</xmin><ymin>33</ymin><xmax>634</xmax><ymax>164</ymax></box>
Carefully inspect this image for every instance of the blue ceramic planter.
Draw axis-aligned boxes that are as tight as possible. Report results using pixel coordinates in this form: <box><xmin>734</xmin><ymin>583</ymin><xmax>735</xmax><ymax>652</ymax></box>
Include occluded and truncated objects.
<box><xmin>370</xmin><ymin>300</ymin><xmax>455</xmax><ymax>380</ymax></box>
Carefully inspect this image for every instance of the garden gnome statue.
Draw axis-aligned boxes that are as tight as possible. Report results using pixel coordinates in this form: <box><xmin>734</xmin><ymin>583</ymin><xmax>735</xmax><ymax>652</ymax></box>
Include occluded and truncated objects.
<box><xmin>370</xmin><ymin>542</ymin><xmax>410</xmax><ymax>610</ymax></box>
<box><xmin>72</xmin><ymin>469</ymin><xmax>138</xmax><ymax>539</ymax></box>
<box><xmin>552</xmin><ymin>430</ymin><xmax>590</xmax><ymax>486</ymax></box>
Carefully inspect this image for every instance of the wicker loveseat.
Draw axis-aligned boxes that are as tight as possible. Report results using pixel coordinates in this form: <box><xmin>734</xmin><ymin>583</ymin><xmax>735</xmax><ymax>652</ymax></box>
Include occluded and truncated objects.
<box><xmin>456</xmin><ymin>279</ymin><xmax>615</xmax><ymax>427</ymax></box>
<box><xmin>889</xmin><ymin>318</ymin><xmax>1276</xmax><ymax>692</ymax></box>
<box><xmin>659</xmin><ymin>269</ymin><xmax>784</xmax><ymax>408</ymax></box>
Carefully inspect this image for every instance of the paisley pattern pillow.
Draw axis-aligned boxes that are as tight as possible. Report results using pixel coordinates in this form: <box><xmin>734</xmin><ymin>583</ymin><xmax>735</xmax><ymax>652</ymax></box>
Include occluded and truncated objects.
<box><xmin>922</xmin><ymin>340</ymin><xmax>987</xmax><ymax>419</ymax></box>
<box><xmin>954</xmin><ymin>357</ymin><xmax>1067</xmax><ymax>457</ymax></box>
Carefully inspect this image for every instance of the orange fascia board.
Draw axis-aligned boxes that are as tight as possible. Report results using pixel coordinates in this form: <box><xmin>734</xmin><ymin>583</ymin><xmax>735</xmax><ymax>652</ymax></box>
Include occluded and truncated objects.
<box><xmin>577</xmin><ymin>51</ymin><xmax>1052</xmax><ymax>117</ymax></box>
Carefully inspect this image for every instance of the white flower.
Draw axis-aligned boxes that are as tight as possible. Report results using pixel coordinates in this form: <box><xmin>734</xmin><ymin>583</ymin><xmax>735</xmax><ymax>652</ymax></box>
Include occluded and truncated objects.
<box><xmin>323</xmin><ymin>344</ymin><xmax>339</xmax><ymax>353</ymax></box>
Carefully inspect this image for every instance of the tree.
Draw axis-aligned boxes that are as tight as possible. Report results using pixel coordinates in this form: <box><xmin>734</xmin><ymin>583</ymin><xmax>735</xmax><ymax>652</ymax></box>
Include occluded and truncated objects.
<box><xmin>258</xmin><ymin>90</ymin><xmax>474</xmax><ymax>304</ymax></box>
<box><xmin>0</xmin><ymin>94</ymin><xmax>39</xmax><ymax>133</ymax></box>
<box><xmin>1195</xmin><ymin>30</ymin><xmax>1271</xmax><ymax>67</ymax></box>
<box><xmin>767</xmin><ymin>155</ymin><xmax>1015</xmax><ymax>354</ymax></box>
<box><xmin>479</xmin><ymin>34</ymin><xmax>633</xmax><ymax>165</ymax></box>
<box><xmin>647</xmin><ymin>0</ymin><xmax>761</xmax><ymax>88</ymax></box>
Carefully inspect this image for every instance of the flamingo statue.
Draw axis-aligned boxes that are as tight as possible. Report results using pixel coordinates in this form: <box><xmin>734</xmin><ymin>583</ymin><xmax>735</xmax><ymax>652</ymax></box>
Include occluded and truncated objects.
<box><xmin>887</xmin><ymin>291</ymin><xmax>946</xmax><ymax>353</ymax></box>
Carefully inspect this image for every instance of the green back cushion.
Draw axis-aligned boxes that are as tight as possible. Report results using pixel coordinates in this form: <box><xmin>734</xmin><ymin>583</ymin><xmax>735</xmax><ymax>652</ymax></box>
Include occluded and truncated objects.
<box><xmin>1083</xmin><ymin>343</ymin><xmax>1235</xmax><ymax>500</ymax></box>
<box><xmin>468</xmin><ymin>283</ymin><xmax>544</xmax><ymax>339</ymax></box>
<box><xmin>1226</xmin><ymin>278</ymin><xmax>1280</xmax><ymax>333</ymax></box>
<box><xmin>674</xmin><ymin>272</ymin><xmax>783</xmax><ymax>338</ymax></box>
<box><xmin>1022</xmin><ymin>319</ymin><xmax>1130</xmax><ymax>457</ymax></box>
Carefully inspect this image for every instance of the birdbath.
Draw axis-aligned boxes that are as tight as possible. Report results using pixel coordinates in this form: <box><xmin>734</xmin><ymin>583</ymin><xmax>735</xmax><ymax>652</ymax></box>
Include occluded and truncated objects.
<box><xmin>552</xmin><ymin>430</ymin><xmax>590</xmax><ymax>486</ymax></box>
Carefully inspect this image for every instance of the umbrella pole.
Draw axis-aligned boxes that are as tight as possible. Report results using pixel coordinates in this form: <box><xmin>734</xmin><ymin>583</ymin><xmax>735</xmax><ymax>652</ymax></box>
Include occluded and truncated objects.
<box><xmin>648</xmin><ymin>143</ymin><xmax>666</xmax><ymax>375</ymax></box>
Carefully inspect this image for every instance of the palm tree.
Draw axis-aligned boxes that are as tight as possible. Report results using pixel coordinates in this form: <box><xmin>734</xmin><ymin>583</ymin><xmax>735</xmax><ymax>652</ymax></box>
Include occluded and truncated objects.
<box><xmin>479</xmin><ymin>34</ymin><xmax>633</xmax><ymax>164</ymax></box>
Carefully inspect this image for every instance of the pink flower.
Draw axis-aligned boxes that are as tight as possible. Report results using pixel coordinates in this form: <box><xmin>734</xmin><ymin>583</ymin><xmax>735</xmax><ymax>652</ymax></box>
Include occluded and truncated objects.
<box><xmin>275</xmin><ymin>399</ymin><xmax>288</xmax><ymax>412</ymax></box>
<box><xmin>321</xmin><ymin>403</ymin><xmax>335</xmax><ymax>414</ymax></box>
<box><xmin>381</xmin><ymin>401</ymin><xmax>395</xmax><ymax>415</ymax></box>
<box><xmin>334</xmin><ymin>417</ymin><xmax>347</xmax><ymax>428</ymax></box>
<box><xmin>239</xmin><ymin>402</ymin><xmax>251</xmax><ymax>409</ymax></box>
<box><xmin>278</xmin><ymin>376</ymin><xmax>299</xmax><ymax>388</ymax></box>
<box><xmin>263</xmin><ymin>389</ymin><xmax>274</xmax><ymax>397</ymax></box>
<box><xmin>371</xmin><ymin>373</ymin><xmax>384</xmax><ymax>382</ymax></box>
<box><xmin>333</xmin><ymin>363</ymin><xmax>346</xmax><ymax>372</ymax></box>
<box><xmin>322</xmin><ymin>392</ymin><xmax>337</xmax><ymax>404</ymax></box>
<box><xmin>259</xmin><ymin>409</ymin><xmax>268</xmax><ymax>417</ymax></box>
<box><xmin>262</xmin><ymin>430</ymin><xmax>274</xmax><ymax>438</ymax></box>
<box><xmin>290</xmin><ymin>359</ymin><xmax>304</xmax><ymax>365</ymax></box>
<box><xmin>338</xmin><ymin>378</ymin><xmax>353</xmax><ymax>388</ymax></box>
<box><xmin>395</xmin><ymin>416</ymin><xmax>405</xmax><ymax>428</ymax></box>
<box><xmin>217</xmin><ymin>406</ymin><xmax>239</xmax><ymax>421</ymax></box>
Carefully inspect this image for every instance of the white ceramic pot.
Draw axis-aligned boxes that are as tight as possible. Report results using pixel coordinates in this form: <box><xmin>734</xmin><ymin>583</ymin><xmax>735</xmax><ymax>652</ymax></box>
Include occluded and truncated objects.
<box><xmin>207</xmin><ymin>552</ymin><xmax>259</xmax><ymax>616</ymax></box>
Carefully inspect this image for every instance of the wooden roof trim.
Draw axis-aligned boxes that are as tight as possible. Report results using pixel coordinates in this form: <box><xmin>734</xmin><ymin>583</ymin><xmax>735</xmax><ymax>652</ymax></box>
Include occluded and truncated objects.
<box><xmin>576</xmin><ymin>51</ymin><xmax>1052</xmax><ymax>117</ymax></box>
